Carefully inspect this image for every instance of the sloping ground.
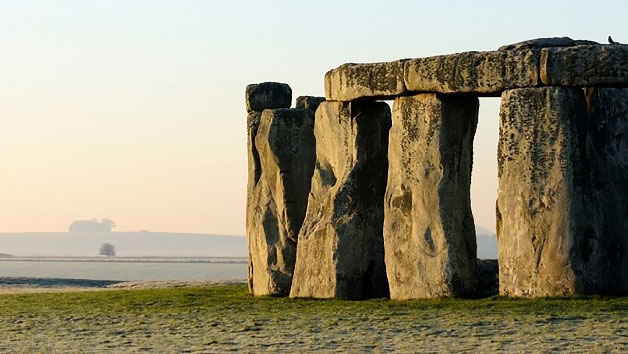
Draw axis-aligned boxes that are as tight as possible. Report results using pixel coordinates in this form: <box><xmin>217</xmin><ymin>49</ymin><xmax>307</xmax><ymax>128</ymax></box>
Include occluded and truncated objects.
<box><xmin>0</xmin><ymin>285</ymin><xmax>625</xmax><ymax>352</ymax></box>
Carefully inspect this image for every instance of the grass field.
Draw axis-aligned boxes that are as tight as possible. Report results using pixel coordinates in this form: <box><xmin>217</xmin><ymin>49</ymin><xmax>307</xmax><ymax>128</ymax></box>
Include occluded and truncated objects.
<box><xmin>0</xmin><ymin>285</ymin><xmax>626</xmax><ymax>352</ymax></box>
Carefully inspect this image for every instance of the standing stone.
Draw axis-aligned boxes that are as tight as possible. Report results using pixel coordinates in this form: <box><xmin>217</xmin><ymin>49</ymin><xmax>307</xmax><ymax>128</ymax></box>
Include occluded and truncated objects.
<box><xmin>384</xmin><ymin>94</ymin><xmax>478</xmax><ymax>300</ymax></box>
<box><xmin>247</xmin><ymin>108</ymin><xmax>315</xmax><ymax>296</ymax></box>
<box><xmin>497</xmin><ymin>87</ymin><xmax>593</xmax><ymax>297</ymax></box>
<box><xmin>295</xmin><ymin>96</ymin><xmax>325</xmax><ymax>112</ymax></box>
<box><xmin>246</xmin><ymin>111</ymin><xmax>262</xmax><ymax>293</ymax></box>
<box><xmin>290</xmin><ymin>101</ymin><xmax>391</xmax><ymax>299</ymax></box>
<box><xmin>245</xmin><ymin>82</ymin><xmax>292</xmax><ymax>113</ymax></box>
<box><xmin>583</xmin><ymin>88</ymin><xmax>628</xmax><ymax>294</ymax></box>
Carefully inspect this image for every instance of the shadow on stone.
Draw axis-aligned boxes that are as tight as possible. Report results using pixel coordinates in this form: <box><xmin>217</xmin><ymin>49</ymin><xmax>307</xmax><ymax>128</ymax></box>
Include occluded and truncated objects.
<box><xmin>474</xmin><ymin>259</ymin><xmax>499</xmax><ymax>298</ymax></box>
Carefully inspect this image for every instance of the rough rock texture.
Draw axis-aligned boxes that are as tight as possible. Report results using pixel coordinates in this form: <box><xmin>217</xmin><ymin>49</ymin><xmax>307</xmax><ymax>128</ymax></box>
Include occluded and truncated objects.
<box><xmin>324</xmin><ymin>61</ymin><xmax>406</xmax><ymax>101</ymax></box>
<box><xmin>246</xmin><ymin>111</ymin><xmax>262</xmax><ymax>293</ymax></box>
<box><xmin>245</xmin><ymin>82</ymin><xmax>292</xmax><ymax>113</ymax></box>
<box><xmin>384</xmin><ymin>94</ymin><xmax>478</xmax><ymax>300</ymax></box>
<box><xmin>574</xmin><ymin>40</ymin><xmax>602</xmax><ymax>46</ymax></box>
<box><xmin>295</xmin><ymin>96</ymin><xmax>325</xmax><ymax>112</ymax></box>
<box><xmin>404</xmin><ymin>50</ymin><xmax>539</xmax><ymax>96</ymax></box>
<box><xmin>247</xmin><ymin>108</ymin><xmax>316</xmax><ymax>296</ymax></box>
<box><xmin>497</xmin><ymin>37</ymin><xmax>598</xmax><ymax>51</ymax></box>
<box><xmin>497</xmin><ymin>87</ymin><xmax>593</xmax><ymax>297</ymax></box>
<box><xmin>498</xmin><ymin>86</ymin><xmax>628</xmax><ymax>296</ymax></box>
<box><xmin>582</xmin><ymin>87</ymin><xmax>628</xmax><ymax>294</ymax></box>
<box><xmin>290</xmin><ymin>101</ymin><xmax>391</xmax><ymax>299</ymax></box>
<box><xmin>540</xmin><ymin>45</ymin><xmax>628</xmax><ymax>86</ymax></box>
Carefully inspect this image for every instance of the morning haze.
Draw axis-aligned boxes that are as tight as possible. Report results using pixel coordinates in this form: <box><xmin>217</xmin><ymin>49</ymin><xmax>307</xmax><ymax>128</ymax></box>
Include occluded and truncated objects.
<box><xmin>1</xmin><ymin>1</ymin><xmax>625</xmax><ymax>236</ymax></box>
<box><xmin>1</xmin><ymin>2</ymin><xmax>627</xmax><ymax>352</ymax></box>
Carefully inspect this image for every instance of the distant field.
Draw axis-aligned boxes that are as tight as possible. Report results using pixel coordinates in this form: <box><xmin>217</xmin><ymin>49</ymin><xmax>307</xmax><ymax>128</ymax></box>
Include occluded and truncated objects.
<box><xmin>0</xmin><ymin>285</ymin><xmax>625</xmax><ymax>352</ymax></box>
<box><xmin>0</xmin><ymin>256</ymin><xmax>247</xmax><ymax>263</ymax></box>
<box><xmin>0</xmin><ymin>232</ymin><xmax>247</xmax><ymax>257</ymax></box>
<box><xmin>0</xmin><ymin>229</ymin><xmax>498</xmax><ymax>259</ymax></box>
<box><xmin>0</xmin><ymin>259</ymin><xmax>247</xmax><ymax>282</ymax></box>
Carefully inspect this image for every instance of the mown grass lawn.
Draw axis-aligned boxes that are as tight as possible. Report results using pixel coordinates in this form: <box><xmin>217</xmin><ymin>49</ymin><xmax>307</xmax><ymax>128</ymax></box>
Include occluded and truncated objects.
<box><xmin>0</xmin><ymin>285</ymin><xmax>626</xmax><ymax>352</ymax></box>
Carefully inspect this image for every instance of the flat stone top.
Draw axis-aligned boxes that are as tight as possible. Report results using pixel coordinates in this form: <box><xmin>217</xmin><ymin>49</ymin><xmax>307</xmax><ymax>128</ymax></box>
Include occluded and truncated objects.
<box><xmin>498</xmin><ymin>37</ymin><xmax>599</xmax><ymax>51</ymax></box>
<box><xmin>324</xmin><ymin>61</ymin><xmax>407</xmax><ymax>101</ymax></box>
<box><xmin>323</xmin><ymin>38</ymin><xmax>627</xmax><ymax>101</ymax></box>
<box><xmin>245</xmin><ymin>82</ymin><xmax>292</xmax><ymax>113</ymax></box>
<box><xmin>295</xmin><ymin>96</ymin><xmax>325</xmax><ymax>112</ymax></box>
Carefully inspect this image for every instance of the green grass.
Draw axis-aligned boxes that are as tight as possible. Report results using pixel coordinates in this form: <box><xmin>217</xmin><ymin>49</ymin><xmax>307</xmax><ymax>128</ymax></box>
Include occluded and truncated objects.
<box><xmin>0</xmin><ymin>285</ymin><xmax>626</xmax><ymax>352</ymax></box>
<box><xmin>1</xmin><ymin>285</ymin><xmax>625</xmax><ymax>316</ymax></box>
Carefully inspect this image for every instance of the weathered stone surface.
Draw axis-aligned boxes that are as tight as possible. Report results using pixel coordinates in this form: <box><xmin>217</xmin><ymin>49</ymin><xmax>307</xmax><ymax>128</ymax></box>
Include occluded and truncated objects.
<box><xmin>582</xmin><ymin>87</ymin><xmax>628</xmax><ymax>294</ymax></box>
<box><xmin>290</xmin><ymin>101</ymin><xmax>391</xmax><ymax>299</ymax></box>
<box><xmin>245</xmin><ymin>82</ymin><xmax>292</xmax><ymax>113</ymax></box>
<box><xmin>498</xmin><ymin>37</ymin><xmax>577</xmax><ymax>51</ymax></box>
<box><xmin>384</xmin><ymin>94</ymin><xmax>478</xmax><ymax>300</ymax></box>
<box><xmin>295</xmin><ymin>96</ymin><xmax>325</xmax><ymax>112</ymax></box>
<box><xmin>246</xmin><ymin>111</ymin><xmax>262</xmax><ymax>293</ymax></box>
<box><xmin>574</xmin><ymin>40</ymin><xmax>601</xmax><ymax>46</ymax></box>
<box><xmin>324</xmin><ymin>61</ymin><xmax>406</xmax><ymax>101</ymax></box>
<box><xmin>498</xmin><ymin>86</ymin><xmax>628</xmax><ymax>296</ymax></box>
<box><xmin>540</xmin><ymin>45</ymin><xmax>628</xmax><ymax>86</ymax></box>
<box><xmin>404</xmin><ymin>50</ymin><xmax>539</xmax><ymax>96</ymax></box>
<box><xmin>497</xmin><ymin>87</ymin><xmax>592</xmax><ymax>297</ymax></box>
<box><xmin>247</xmin><ymin>108</ymin><xmax>315</xmax><ymax>296</ymax></box>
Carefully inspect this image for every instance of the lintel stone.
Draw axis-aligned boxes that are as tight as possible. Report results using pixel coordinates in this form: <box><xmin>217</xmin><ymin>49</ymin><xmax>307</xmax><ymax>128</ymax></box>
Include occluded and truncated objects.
<box><xmin>498</xmin><ymin>37</ymin><xmax>598</xmax><ymax>51</ymax></box>
<box><xmin>324</xmin><ymin>60</ymin><xmax>407</xmax><ymax>101</ymax></box>
<box><xmin>404</xmin><ymin>50</ymin><xmax>540</xmax><ymax>96</ymax></box>
<box><xmin>295</xmin><ymin>96</ymin><xmax>325</xmax><ymax>112</ymax></box>
<box><xmin>540</xmin><ymin>45</ymin><xmax>628</xmax><ymax>86</ymax></box>
<box><xmin>245</xmin><ymin>82</ymin><xmax>292</xmax><ymax>113</ymax></box>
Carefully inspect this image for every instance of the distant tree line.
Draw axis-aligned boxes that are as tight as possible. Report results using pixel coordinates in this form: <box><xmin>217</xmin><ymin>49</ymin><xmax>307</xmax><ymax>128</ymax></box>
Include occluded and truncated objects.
<box><xmin>69</xmin><ymin>218</ymin><xmax>116</xmax><ymax>232</ymax></box>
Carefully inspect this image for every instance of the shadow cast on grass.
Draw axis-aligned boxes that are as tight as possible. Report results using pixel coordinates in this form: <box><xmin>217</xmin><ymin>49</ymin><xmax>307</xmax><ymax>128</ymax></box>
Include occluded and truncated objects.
<box><xmin>0</xmin><ymin>276</ymin><xmax>123</xmax><ymax>288</ymax></box>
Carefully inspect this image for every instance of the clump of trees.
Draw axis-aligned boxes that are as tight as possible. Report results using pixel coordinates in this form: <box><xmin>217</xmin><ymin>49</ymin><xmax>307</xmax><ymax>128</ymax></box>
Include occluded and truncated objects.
<box><xmin>69</xmin><ymin>218</ymin><xmax>116</xmax><ymax>232</ymax></box>
<box><xmin>99</xmin><ymin>243</ymin><xmax>116</xmax><ymax>257</ymax></box>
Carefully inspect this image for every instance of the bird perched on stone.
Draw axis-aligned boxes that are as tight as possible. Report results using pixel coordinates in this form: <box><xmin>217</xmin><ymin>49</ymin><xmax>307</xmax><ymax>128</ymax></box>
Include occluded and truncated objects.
<box><xmin>608</xmin><ymin>36</ymin><xmax>621</xmax><ymax>44</ymax></box>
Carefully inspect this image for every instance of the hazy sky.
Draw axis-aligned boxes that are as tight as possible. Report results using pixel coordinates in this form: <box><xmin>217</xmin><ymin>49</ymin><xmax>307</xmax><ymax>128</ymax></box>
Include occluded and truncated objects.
<box><xmin>1</xmin><ymin>1</ymin><xmax>626</xmax><ymax>234</ymax></box>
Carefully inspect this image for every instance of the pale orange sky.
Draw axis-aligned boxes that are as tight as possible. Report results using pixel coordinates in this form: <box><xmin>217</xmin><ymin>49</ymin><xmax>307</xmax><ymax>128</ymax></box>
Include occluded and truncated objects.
<box><xmin>1</xmin><ymin>1</ymin><xmax>623</xmax><ymax>234</ymax></box>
